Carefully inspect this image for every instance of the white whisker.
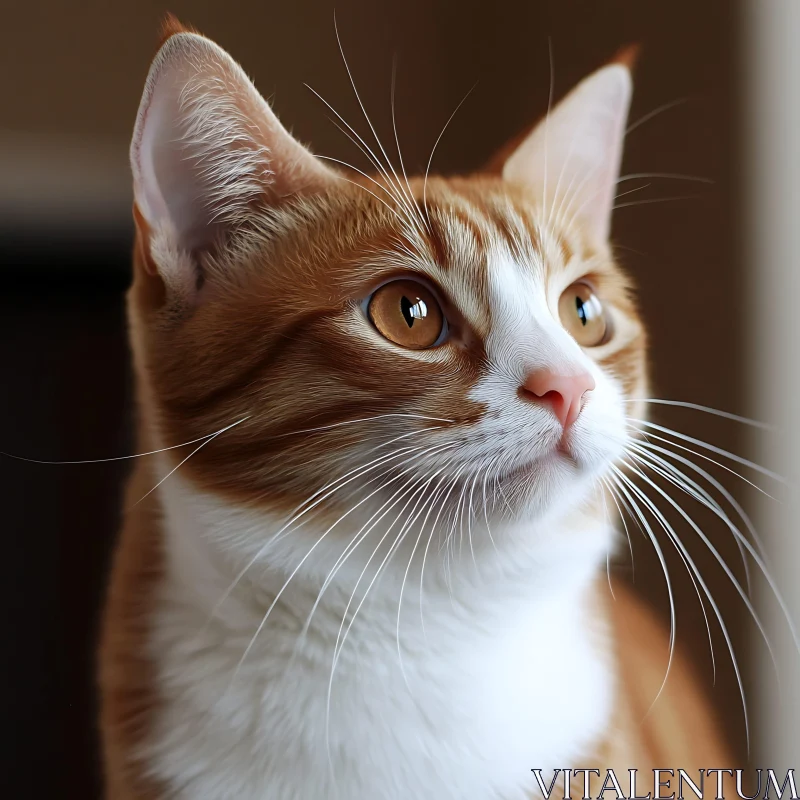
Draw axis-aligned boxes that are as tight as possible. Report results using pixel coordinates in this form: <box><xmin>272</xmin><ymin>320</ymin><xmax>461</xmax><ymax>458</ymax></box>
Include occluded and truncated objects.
<box><xmin>613</xmin><ymin>194</ymin><xmax>699</xmax><ymax>211</ymax></box>
<box><xmin>1</xmin><ymin>419</ymin><xmax>248</xmax><ymax>465</ymax></box>
<box><xmin>422</xmin><ymin>84</ymin><xmax>477</xmax><ymax>219</ymax></box>
<box><xmin>617</xmin><ymin>172</ymin><xmax>713</xmax><ymax>185</ymax></box>
<box><xmin>626</xmin><ymin>398</ymin><xmax>777</xmax><ymax>431</ymax></box>
<box><xmin>332</xmin><ymin>16</ymin><xmax>423</xmax><ymax>234</ymax></box>
<box><xmin>631</xmin><ymin>444</ymin><xmax>800</xmax><ymax>658</ymax></box>
<box><xmin>625</xmin><ymin>97</ymin><xmax>689</xmax><ymax>135</ymax></box>
<box><xmin>607</xmin><ymin>471</ymin><xmax>677</xmax><ymax>712</ymax></box>
<box><xmin>131</xmin><ymin>417</ymin><xmax>250</xmax><ymax>507</ymax></box>
<box><xmin>632</xmin><ymin>418</ymin><xmax>787</xmax><ymax>485</ymax></box>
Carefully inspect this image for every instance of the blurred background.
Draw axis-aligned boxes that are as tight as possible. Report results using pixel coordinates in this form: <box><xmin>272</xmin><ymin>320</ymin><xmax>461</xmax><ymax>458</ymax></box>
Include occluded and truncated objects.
<box><xmin>1</xmin><ymin>1</ymin><xmax>796</xmax><ymax>796</ymax></box>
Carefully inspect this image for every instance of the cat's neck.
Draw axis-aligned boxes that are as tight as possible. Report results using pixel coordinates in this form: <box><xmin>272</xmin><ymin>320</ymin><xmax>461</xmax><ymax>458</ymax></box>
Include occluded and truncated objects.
<box><xmin>144</xmin><ymin>464</ymin><xmax>616</xmax><ymax>800</ymax></box>
<box><xmin>156</xmin><ymin>460</ymin><xmax>613</xmax><ymax>635</ymax></box>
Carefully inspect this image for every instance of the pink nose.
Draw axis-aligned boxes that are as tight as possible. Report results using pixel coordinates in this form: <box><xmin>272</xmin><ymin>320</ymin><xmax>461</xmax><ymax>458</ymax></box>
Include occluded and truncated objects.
<box><xmin>519</xmin><ymin>369</ymin><xmax>596</xmax><ymax>429</ymax></box>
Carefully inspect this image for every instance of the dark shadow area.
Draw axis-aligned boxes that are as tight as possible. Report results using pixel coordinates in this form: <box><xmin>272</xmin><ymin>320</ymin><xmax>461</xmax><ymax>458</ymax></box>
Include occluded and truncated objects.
<box><xmin>1</xmin><ymin>233</ymin><xmax>132</xmax><ymax>799</ymax></box>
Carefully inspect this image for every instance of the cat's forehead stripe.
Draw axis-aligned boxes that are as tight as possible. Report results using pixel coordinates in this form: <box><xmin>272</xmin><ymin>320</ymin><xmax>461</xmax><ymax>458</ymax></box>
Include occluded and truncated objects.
<box><xmin>422</xmin><ymin>184</ymin><xmax>575</xmax><ymax>338</ymax></box>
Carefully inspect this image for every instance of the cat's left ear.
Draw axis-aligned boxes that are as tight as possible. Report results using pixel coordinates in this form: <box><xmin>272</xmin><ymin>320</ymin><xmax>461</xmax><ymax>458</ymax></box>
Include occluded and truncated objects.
<box><xmin>491</xmin><ymin>55</ymin><xmax>634</xmax><ymax>243</ymax></box>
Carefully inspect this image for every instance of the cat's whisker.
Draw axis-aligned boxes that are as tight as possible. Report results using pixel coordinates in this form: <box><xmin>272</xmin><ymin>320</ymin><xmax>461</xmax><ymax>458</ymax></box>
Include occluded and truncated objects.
<box><xmin>417</xmin><ymin>513</ymin><xmax>442</xmax><ymax>647</ymax></box>
<box><xmin>250</xmin><ymin>434</ymin><xmax>438</xmax><ymax>526</ymax></box>
<box><xmin>314</xmin><ymin>115</ymin><xmax>423</xmax><ymax>238</ymax></box>
<box><xmin>444</xmin><ymin>463</ymin><xmax>472</xmax><ymax>562</ymax></box>
<box><xmin>614</xmin><ymin>459</ymin><xmax>776</xmax><ymax>751</ymax></box>
<box><xmin>273</xmin><ymin>412</ymin><xmax>455</xmax><ymax>439</ymax></box>
<box><xmin>494</xmin><ymin>468</ymin><xmax>516</xmax><ymax>519</ymax></box>
<box><xmin>249</xmin><ymin>426</ymin><xmax>445</xmax><ymax>510</ymax></box>
<box><xmin>396</xmin><ymin>460</ymin><xmax>459</xmax><ymax>675</ymax></box>
<box><xmin>325</xmin><ymin>467</ymin><xmax>443</xmax><ymax>774</ymax></box>
<box><xmin>625</xmin><ymin>97</ymin><xmax>689</xmax><ymax>135</ymax></box>
<box><xmin>437</xmin><ymin>461</ymin><xmax>472</xmax><ymax>596</ymax></box>
<box><xmin>332</xmin><ymin>16</ymin><xmax>426</xmax><ymax>238</ymax></box>
<box><xmin>292</xmin><ymin>445</ymin><xmax>458</xmax><ymax>655</ymax></box>
<box><xmin>610</xmin><ymin>467</ymin><xmax>719</xmax><ymax>686</ymax></box>
<box><xmin>617</xmin><ymin>172</ymin><xmax>713</xmax><ymax>185</ymax></box>
<box><xmin>305</xmin><ymin>85</ymin><xmax>422</xmax><ymax>237</ymax></box>
<box><xmin>392</xmin><ymin>467</ymin><xmax>455</xmax><ymax>693</ymax></box>
<box><xmin>539</xmin><ymin>37</ymin><xmax>556</xmax><ymax>236</ymax></box>
<box><xmin>238</xmin><ymin>445</ymin><xmax>451</xmax><ymax>724</ymax></box>
<box><xmin>422</xmin><ymin>83</ymin><xmax>477</xmax><ymax>222</ymax></box>
<box><xmin>316</xmin><ymin>106</ymin><xmax>421</xmax><ymax>226</ymax></box>
<box><xmin>129</xmin><ymin>417</ymin><xmax>251</xmax><ymax>508</ymax></box>
<box><xmin>629</xmin><ymin>444</ymin><xmax>800</xmax><ymax>658</ymax></box>
<box><xmin>315</xmin><ymin>153</ymin><xmax>409</xmax><ymax>223</ymax></box>
<box><xmin>358</xmin><ymin>425</ymin><xmax>450</xmax><ymax>457</ymax></box>
<box><xmin>612</xmin><ymin>465</ymin><xmax>753</xmax><ymax>750</ymax></box>
<box><xmin>333</xmin><ymin>470</ymin><xmax>435</xmax><ymax>667</ymax></box>
<box><xmin>258</xmin><ymin>426</ymin><xmax>451</xmax><ymax>528</ymax></box>
<box><xmin>320</xmin><ymin>467</ymin><xmax>427</xmax><ymax>788</ymax></box>
<box><xmin>601</xmin><ymin>476</ymin><xmax>636</xmax><ymax>581</ymax></box>
<box><xmin>628</xmin><ymin>441</ymin><xmax>755</xmax><ymax>594</ymax></box>
<box><xmin>626</xmin><ymin>421</ymin><xmax>777</xmax><ymax>500</ymax></box>
<box><xmin>625</xmin><ymin>398</ymin><xmax>777</xmax><ymax>431</ymax></box>
<box><xmin>481</xmin><ymin>456</ymin><xmax>500</xmax><ymax>553</ymax></box>
<box><xmin>599</xmin><ymin>486</ymin><xmax>616</xmax><ymax>600</ymax></box>
<box><xmin>390</xmin><ymin>55</ymin><xmax>428</xmax><ymax>236</ymax></box>
<box><xmin>613</xmin><ymin>194</ymin><xmax>700</xmax><ymax>211</ymax></box>
<box><xmin>465</xmin><ymin>469</ymin><xmax>482</xmax><ymax>575</ymax></box>
<box><xmin>0</xmin><ymin>419</ymin><xmax>248</xmax><ymax>465</ymax></box>
<box><xmin>631</xmin><ymin>418</ymin><xmax>787</xmax><ymax>485</ymax></box>
<box><xmin>420</xmin><ymin>466</ymin><xmax>466</xmax><ymax>637</ymax></box>
<box><xmin>620</xmin><ymin>457</ymin><xmax>774</xmax><ymax>660</ymax></box>
<box><xmin>632</xmin><ymin>438</ymin><xmax>771</xmax><ymax>570</ymax></box>
<box><xmin>236</xmin><ymin>443</ymin><xmax>458</xmax><ymax>717</ymax></box>
<box><xmin>613</xmin><ymin>183</ymin><xmax>651</xmax><ymax>202</ymax></box>
<box><xmin>606</xmin><ymin>472</ymin><xmax>678</xmax><ymax>715</ymax></box>
<box><xmin>204</xmin><ymin>436</ymin><xmax>453</xmax><ymax>633</ymax></box>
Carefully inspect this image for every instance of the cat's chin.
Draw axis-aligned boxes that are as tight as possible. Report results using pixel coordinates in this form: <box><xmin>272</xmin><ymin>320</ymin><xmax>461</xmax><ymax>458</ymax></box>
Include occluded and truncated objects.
<box><xmin>499</xmin><ymin>446</ymin><xmax>579</xmax><ymax>488</ymax></box>
<box><xmin>497</xmin><ymin>436</ymin><xmax>616</xmax><ymax>512</ymax></box>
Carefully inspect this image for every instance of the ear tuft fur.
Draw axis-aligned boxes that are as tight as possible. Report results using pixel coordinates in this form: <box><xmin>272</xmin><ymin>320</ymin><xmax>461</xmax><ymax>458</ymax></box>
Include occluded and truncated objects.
<box><xmin>609</xmin><ymin>44</ymin><xmax>641</xmax><ymax>70</ymax></box>
<box><xmin>158</xmin><ymin>13</ymin><xmax>195</xmax><ymax>48</ymax></box>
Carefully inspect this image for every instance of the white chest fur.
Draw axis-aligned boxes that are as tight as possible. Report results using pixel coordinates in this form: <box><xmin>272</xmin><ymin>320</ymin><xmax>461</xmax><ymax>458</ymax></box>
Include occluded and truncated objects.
<box><xmin>142</xmin><ymin>472</ymin><xmax>616</xmax><ymax>800</ymax></box>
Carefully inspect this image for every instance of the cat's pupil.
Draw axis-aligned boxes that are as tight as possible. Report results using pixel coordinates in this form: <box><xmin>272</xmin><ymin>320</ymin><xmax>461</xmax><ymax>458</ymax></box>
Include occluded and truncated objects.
<box><xmin>575</xmin><ymin>296</ymin><xmax>587</xmax><ymax>326</ymax></box>
<box><xmin>400</xmin><ymin>295</ymin><xmax>427</xmax><ymax>328</ymax></box>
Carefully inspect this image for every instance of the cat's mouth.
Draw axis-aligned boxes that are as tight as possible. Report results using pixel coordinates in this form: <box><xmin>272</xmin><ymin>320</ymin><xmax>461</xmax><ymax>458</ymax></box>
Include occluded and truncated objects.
<box><xmin>556</xmin><ymin>435</ymin><xmax>574</xmax><ymax>458</ymax></box>
<box><xmin>499</xmin><ymin>439</ymin><xmax>582</xmax><ymax>484</ymax></box>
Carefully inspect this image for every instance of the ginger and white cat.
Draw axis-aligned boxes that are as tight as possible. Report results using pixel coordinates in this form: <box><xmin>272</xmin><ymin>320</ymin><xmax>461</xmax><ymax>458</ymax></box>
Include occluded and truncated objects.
<box><xmin>100</xmin><ymin>19</ymin><xmax>731</xmax><ymax>800</ymax></box>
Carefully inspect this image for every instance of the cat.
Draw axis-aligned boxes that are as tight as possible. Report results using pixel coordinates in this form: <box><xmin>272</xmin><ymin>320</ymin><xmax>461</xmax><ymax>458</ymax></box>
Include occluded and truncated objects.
<box><xmin>99</xmin><ymin>17</ymin><xmax>733</xmax><ymax>800</ymax></box>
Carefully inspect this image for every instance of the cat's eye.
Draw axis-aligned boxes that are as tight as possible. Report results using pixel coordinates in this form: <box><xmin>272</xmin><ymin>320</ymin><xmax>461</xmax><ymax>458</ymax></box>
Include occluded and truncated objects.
<box><xmin>558</xmin><ymin>282</ymin><xmax>610</xmax><ymax>347</ymax></box>
<box><xmin>367</xmin><ymin>280</ymin><xmax>445</xmax><ymax>349</ymax></box>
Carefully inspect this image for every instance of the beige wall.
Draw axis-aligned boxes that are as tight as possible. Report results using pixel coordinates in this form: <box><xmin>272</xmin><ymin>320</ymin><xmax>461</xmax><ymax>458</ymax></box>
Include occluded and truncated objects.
<box><xmin>746</xmin><ymin>0</ymin><xmax>800</xmax><ymax>770</ymax></box>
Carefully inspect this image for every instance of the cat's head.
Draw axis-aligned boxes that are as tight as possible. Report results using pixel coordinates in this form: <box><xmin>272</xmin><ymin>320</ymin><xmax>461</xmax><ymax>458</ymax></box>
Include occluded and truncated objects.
<box><xmin>129</xmin><ymin>24</ymin><xmax>646</xmax><ymax>549</ymax></box>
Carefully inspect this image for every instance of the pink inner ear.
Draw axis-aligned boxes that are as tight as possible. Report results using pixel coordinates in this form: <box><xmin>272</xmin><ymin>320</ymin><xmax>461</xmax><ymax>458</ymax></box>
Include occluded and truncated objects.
<box><xmin>501</xmin><ymin>64</ymin><xmax>632</xmax><ymax>242</ymax></box>
<box><xmin>131</xmin><ymin>32</ymin><xmax>339</xmax><ymax>257</ymax></box>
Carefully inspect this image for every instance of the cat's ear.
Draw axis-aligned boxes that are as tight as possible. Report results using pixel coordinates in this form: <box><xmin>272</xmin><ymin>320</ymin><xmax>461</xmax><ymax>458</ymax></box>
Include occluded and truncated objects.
<box><xmin>131</xmin><ymin>24</ymin><xmax>338</xmax><ymax>281</ymax></box>
<box><xmin>494</xmin><ymin>57</ymin><xmax>634</xmax><ymax>242</ymax></box>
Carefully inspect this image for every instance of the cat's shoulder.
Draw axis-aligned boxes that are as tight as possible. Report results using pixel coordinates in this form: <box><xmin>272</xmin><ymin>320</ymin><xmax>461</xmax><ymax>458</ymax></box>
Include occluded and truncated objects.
<box><xmin>604</xmin><ymin>579</ymin><xmax>735</xmax><ymax>767</ymax></box>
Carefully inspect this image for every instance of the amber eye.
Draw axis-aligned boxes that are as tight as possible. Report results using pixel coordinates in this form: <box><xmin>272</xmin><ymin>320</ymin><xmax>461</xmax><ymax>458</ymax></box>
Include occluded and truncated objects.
<box><xmin>367</xmin><ymin>280</ymin><xmax>445</xmax><ymax>349</ymax></box>
<box><xmin>558</xmin><ymin>282</ymin><xmax>610</xmax><ymax>347</ymax></box>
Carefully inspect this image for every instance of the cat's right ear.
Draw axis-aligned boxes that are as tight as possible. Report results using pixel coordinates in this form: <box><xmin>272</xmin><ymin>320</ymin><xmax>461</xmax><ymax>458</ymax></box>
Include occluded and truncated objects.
<box><xmin>130</xmin><ymin>24</ymin><xmax>339</xmax><ymax>299</ymax></box>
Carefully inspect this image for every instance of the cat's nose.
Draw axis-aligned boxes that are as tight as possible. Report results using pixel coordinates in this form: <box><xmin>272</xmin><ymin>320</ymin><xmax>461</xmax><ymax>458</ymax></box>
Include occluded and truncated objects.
<box><xmin>519</xmin><ymin>369</ymin><xmax>596</xmax><ymax>429</ymax></box>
